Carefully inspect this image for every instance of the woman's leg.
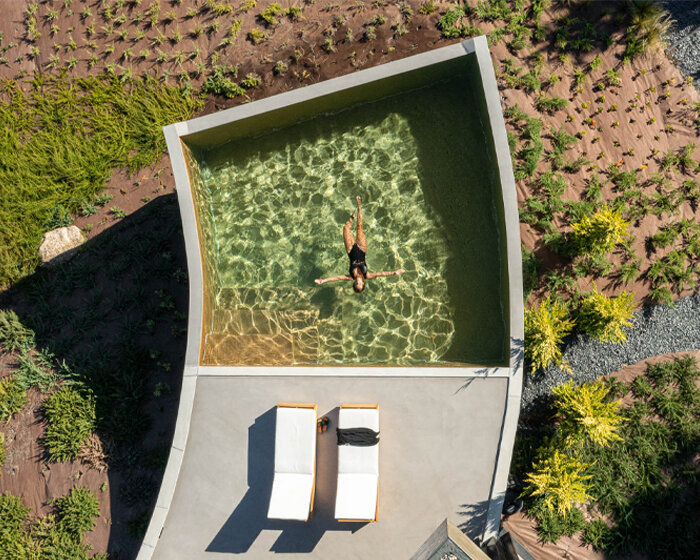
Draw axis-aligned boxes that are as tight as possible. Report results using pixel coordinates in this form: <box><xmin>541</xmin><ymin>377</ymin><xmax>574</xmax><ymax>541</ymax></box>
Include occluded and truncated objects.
<box><xmin>343</xmin><ymin>211</ymin><xmax>355</xmax><ymax>253</ymax></box>
<box><xmin>355</xmin><ymin>196</ymin><xmax>367</xmax><ymax>252</ymax></box>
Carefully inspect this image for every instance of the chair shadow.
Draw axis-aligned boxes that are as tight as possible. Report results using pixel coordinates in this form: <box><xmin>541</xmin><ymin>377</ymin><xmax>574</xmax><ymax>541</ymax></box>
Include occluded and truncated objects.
<box><xmin>207</xmin><ymin>407</ymin><xmax>365</xmax><ymax>555</ymax></box>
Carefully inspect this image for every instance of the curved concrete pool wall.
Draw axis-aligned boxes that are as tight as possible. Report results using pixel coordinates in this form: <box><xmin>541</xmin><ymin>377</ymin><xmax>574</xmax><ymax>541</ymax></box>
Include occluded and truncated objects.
<box><xmin>138</xmin><ymin>36</ymin><xmax>523</xmax><ymax>559</ymax></box>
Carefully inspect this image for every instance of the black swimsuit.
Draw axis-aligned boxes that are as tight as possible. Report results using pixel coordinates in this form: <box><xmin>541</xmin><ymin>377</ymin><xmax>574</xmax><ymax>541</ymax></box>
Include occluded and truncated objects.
<box><xmin>348</xmin><ymin>243</ymin><xmax>368</xmax><ymax>277</ymax></box>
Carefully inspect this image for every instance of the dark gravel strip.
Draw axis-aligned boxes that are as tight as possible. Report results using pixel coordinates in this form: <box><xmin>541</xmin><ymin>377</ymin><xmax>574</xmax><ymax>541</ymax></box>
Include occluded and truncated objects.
<box><xmin>662</xmin><ymin>1</ymin><xmax>700</xmax><ymax>91</ymax></box>
<box><xmin>522</xmin><ymin>293</ymin><xmax>700</xmax><ymax>411</ymax></box>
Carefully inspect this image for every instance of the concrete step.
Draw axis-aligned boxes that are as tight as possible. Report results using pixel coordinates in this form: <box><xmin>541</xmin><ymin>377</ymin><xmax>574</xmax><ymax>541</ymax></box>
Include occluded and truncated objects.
<box><xmin>202</xmin><ymin>333</ymin><xmax>294</xmax><ymax>365</ymax></box>
<box><xmin>212</xmin><ymin>308</ymin><xmax>319</xmax><ymax>336</ymax></box>
<box><xmin>202</xmin><ymin>326</ymin><xmax>320</xmax><ymax>365</ymax></box>
<box><xmin>217</xmin><ymin>286</ymin><xmax>311</xmax><ymax>312</ymax></box>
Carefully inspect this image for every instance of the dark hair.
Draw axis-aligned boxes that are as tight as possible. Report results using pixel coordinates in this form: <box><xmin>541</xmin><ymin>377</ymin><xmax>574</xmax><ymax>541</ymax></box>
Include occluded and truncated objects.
<box><xmin>353</xmin><ymin>279</ymin><xmax>365</xmax><ymax>293</ymax></box>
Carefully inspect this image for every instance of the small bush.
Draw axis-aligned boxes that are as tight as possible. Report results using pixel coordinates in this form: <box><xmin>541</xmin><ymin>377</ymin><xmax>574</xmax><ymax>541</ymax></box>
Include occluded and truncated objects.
<box><xmin>535</xmin><ymin>93</ymin><xmax>568</xmax><ymax>114</ymax></box>
<box><xmin>202</xmin><ymin>67</ymin><xmax>245</xmax><ymax>98</ymax></box>
<box><xmin>525</xmin><ymin>297</ymin><xmax>574</xmax><ymax>372</ymax></box>
<box><xmin>54</xmin><ymin>486</ymin><xmax>100</xmax><ymax>537</ymax></box>
<box><xmin>260</xmin><ymin>3</ymin><xmax>281</xmax><ymax>25</ymax></box>
<box><xmin>578</xmin><ymin>284</ymin><xmax>634</xmax><ymax>343</ymax></box>
<box><xmin>524</xmin><ymin>448</ymin><xmax>592</xmax><ymax>515</ymax></box>
<box><xmin>0</xmin><ymin>492</ymin><xmax>31</xmax><ymax>553</ymax></box>
<box><xmin>532</xmin><ymin>500</ymin><xmax>586</xmax><ymax>543</ymax></box>
<box><xmin>241</xmin><ymin>73</ymin><xmax>262</xmax><ymax>89</ymax></box>
<box><xmin>553</xmin><ymin>379</ymin><xmax>623</xmax><ymax>447</ymax></box>
<box><xmin>0</xmin><ymin>489</ymin><xmax>101</xmax><ymax>559</ymax></box>
<box><xmin>43</xmin><ymin>386</ymin><xmax>96</xmax><ymax>462</ymax></box>
<box><xmin>0</xmin><ymin>376</ymin><xmax>27</xmax><ymax>423</ymax></box>
<box><xmin>571</xmin><ymin>205</ymin><xmax>630</xmax><ymax>256</ymax></box>
<box><xmin>0</xmin><ymin>310</ymin><xmax>35</xmax><ymax>353</ymax></box>
<box><xmin>582</xmin><ymin>519</ymin><xmax>616</xmax><ymax>551</ymax></box>
<box><xmin>437</xmin><ymin>6</ymin><xmax>465</xmax><ymax>38</ymax></box>
<box><xmin>247</xmin><ymin>27</ymin><xmax>268</xmax><ymax>44</ymax></box>
<box><xmin>418</xmin><ymin>0</ymin><xmax>437</xmax><ymax>15</ymax></box>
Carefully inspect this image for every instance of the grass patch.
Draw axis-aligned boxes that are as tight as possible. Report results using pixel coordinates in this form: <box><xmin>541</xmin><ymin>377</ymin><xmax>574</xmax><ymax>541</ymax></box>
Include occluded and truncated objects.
<box><xmin>43</xmin><ymin>386</ymin><xmax>96</xmax><ymax>462</ymax></box>
<box><xmin>0</xmin><ymin>310</ymin><xmax>35</xmax><ymax>353</ymax></box>
<box><xmin>53</xmin><ymin>486</ymin><xmax>100</xmax><ymax>536</ymax></box>
<box><xmin>0</xmin><ymin>489</ymin><xmax>104</xmax><ymax>559</ymax></box>
<box><xmin>0</xmin><ymin>73</ymin><xmax>201</xmax><ymax>289</ymax></box>
<box><xmin>0</xmin><ymin>376</ymin><xmax>27</xmax><ymax>423</ymax></box>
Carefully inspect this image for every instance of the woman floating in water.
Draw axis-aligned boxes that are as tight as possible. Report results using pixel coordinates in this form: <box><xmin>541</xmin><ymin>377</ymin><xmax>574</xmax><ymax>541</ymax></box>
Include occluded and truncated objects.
<box><xmin>314</xmin><ymin>196</ymin><xmax>405</xmax><ymax>293</ymax></box>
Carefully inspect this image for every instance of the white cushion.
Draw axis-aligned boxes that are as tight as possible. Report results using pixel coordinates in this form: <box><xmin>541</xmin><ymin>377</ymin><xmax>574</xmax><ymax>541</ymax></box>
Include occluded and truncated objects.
<box><xmin>336</xmin><ymin>407</ymin><xmax>379</xmax><ymax>520</ymax></box>
<box><xmin>335</xmin><ymin>473</ymin><xmax>378</xmax><ymax>520</ymax></box>
<box><xmin>338</xmin><ymin>442</ymin><xmax>379</xmax><ymax>475</ymax></box>
<box><xmin>267</xmin><ymin>473</ymin><xmax>314</xmax><ymax>521</ymax></box>
<box><xmin>274</xmin><ymin>407</ymin><xmax>316</xmax><ymax>475</ymax></box>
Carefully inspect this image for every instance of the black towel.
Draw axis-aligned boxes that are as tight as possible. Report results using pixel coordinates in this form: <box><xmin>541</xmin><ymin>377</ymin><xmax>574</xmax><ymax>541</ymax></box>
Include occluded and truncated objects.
<box><xmin>336</xmin><ymin>427</ymin><xmax>379</xmax><ymax>447</ymax></box>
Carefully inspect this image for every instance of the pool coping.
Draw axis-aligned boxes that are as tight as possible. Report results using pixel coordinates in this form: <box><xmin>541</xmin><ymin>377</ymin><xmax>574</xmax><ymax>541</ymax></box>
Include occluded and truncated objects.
<box><xmin>138</xmin><ymin>36</ymin><xmax>523</xmax><ymax>559</ymax></box>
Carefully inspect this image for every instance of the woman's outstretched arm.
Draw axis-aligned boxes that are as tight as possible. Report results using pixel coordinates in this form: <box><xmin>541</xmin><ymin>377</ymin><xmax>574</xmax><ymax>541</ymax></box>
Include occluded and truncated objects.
<box><xmin>366</xmin><ymin>269</ymin><xmax>405</xmax><ymax>280</ymax></box>
<box><xmin>314</xmin><ymin>274</ymin><xmax>352</xmax><ymax>285</ymax></box>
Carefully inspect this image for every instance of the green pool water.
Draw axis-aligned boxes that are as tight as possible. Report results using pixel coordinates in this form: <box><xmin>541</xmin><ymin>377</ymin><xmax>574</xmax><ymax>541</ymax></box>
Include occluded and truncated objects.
<box><xmin>191</xmin><ymin>70</ymin><xmax>506</xmax><ymax>366</ymax></box>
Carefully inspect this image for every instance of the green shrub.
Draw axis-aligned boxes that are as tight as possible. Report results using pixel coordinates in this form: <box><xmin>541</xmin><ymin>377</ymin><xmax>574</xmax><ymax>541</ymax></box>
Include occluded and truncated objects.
<box><xmin>437</xmin><ymin>6</ymin><xmax>463</xmax><ymax>38</ymax></box>
<box><xmin>0</xmin><ymin>376</ymin><xmax>27</xmax><ymax>423</ymax></box>
<box><xmin>582</xmin><ymin>519</ymin><xmax>616</xmax><ymax>551</ymax></box>
<box><xmin>260</xmin><ymin>3</ymin><xmax>281</xmax><ymax>25</ymax></box>
<box><xmin>525</xmin><ymin>297</ymin><xmax>573</xmax><ymax>372</ymax></box>
<box><xmin>623</xmin><ymin>0</ymin><xmax>673</xmax><ymax>60</ymax></box>
<box><xmin>578</xmin><ymin>284</ymin><xmax>634</xmax><ymax>343</ymax></box>
<box><xmin>43</xmin><ymin>386</ymin><xmax>96</xmax><ymax>462</ymax></box>
<box><xmin>524</xmin><ymin>448</ymin><xmax>592</xmax><ymax>515</ymax></box>
<box><xmin>54</xmin><ymin>486</ymin><xmax>100</xmax><ymax>537</ymax></box>
<box><xmin>247</xmin><ymin>27</ymin><xmax>268</xmax><ymax>44</ymax></box>
<box><xmin>535</xmin><ymin>93</ymin><xmax>568</xmax><ymax>113</ymax></box>
<box><xmin>0</xmin><ymin>492</ymin><xmax>32</xmax><ymax>558</ymax></box>
<box><xmin>14</xmin><ymin>349</ymin><xmax>66</xmax><ymax>393</ymax></box>
<box><xmin>0</xmin><ymin>310</ymin><xmax>35</xmax><ymax>353</ymax></box>
<box><xmin>571</xmin><ymin>205</ymin><xmax>630</xmax><ymax>256</ymax></box>
<box><xmin>553</xmin><ymin>379</ymin><xmax>623</xmax><ymax>447</ymax></box>
<box><xmin>202</xmin><ymin>67</ymin><xmax>246</xmax><ymax>98</ymax></box>
<box><xmin>0</xmin><ymin>489</ymin><xmax>101</xmax><ymax>560</ymax></box>
<box><xmin>531</xmin><ymin>500</ymin><xmax>586</xmax><ymax>543</ymax></box>
<box><xmin>0</xmin><ymin>432</ymin><xmax>5</xmax><ymax>469</ymax></box>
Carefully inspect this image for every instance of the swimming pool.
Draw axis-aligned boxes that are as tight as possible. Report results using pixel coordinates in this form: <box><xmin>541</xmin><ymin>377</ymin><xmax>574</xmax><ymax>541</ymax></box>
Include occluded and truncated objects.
<box><xmin>143</xmin><ymin>38</ymin><xmax>524</xmax><ymax>559</ymax></box>
<box><xmin>173</xmin><ymin>41</ymin><xmax>516</xmax><ymax>368</ymax></box>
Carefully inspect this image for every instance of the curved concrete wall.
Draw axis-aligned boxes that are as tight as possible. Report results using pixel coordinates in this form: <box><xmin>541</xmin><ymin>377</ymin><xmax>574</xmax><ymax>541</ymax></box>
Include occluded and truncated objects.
<box><xmin>138</xmin><ymin>36</ymin><xmax>522</xmax><ymax>559</ymax></box>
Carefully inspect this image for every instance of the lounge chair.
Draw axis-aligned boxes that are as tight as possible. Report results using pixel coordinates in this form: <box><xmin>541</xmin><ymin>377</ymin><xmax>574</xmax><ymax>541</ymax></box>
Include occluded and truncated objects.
<box><xmin>335</xmin><ymin>403</ymin><xmax>379</xmax><ymax>522</ymax></box>
<box><xmin>267</xmin><ymin>403</ymin><xmax>317</xmax><ymax>521</ymax></box>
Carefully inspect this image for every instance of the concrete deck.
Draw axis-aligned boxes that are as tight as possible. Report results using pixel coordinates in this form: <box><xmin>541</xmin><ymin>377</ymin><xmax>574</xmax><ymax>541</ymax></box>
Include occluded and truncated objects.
<box><xmin>152</xmin><ymin>375</ymin><xmax>508</xmax><ymax>559</ymax></box>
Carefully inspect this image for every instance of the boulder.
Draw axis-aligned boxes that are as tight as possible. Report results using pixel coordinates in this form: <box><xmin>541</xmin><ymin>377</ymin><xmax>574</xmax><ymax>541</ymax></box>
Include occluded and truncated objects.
<box><xmin>38</xmin><ymin>225</ymin><xmax>84</xmax><ymax>266</ymax></box>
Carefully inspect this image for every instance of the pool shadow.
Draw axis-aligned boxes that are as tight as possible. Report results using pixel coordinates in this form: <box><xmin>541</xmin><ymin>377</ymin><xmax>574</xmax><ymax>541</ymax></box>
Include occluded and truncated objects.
<box><xmin>0</xmin><ymin>194</ymin><xmax>189</xmax><ymax>558</ymax></box>
<box><xmin>207</xmin><ymin>406</ymin><xmax>365</xmax><ymax>554</ymax></box>
<box><xmin>393</xmin><ymin>54</ymin><xmax>509</xmax><ymax>367</ymax></box>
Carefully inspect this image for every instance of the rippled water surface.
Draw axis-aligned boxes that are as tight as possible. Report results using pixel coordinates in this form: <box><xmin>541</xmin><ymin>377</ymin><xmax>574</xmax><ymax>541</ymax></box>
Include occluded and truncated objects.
<box><xmin>194</xmin><ymin>72</ymin><xmax>506</xmax><ymax>366</ymax></box>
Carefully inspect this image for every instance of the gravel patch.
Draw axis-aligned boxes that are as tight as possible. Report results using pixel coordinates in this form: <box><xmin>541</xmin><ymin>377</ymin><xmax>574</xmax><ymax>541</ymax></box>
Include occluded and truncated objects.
<box><xmin>662</xmin><ymin>1</ymin><xmax>700</xmax><ymax>90</ymax></box>
<box><xmin>522</xmin><ymin>293</ymin><xmax>700</xmax><ymax>410</ymax></box>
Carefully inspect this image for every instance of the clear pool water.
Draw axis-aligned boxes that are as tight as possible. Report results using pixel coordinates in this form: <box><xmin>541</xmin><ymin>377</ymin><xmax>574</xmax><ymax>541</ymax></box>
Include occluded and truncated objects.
<box><xmin>191</xmin><ymin>71</ymin><xmax>506</xmax><ymax>366</ymax></box>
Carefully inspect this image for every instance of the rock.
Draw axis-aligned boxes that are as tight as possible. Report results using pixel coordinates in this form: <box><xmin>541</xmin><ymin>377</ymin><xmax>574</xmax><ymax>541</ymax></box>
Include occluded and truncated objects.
<box><xmin>38</xmin><ymin>226</ymin><xmax>84</xmax><ymax>266</ymax></box>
